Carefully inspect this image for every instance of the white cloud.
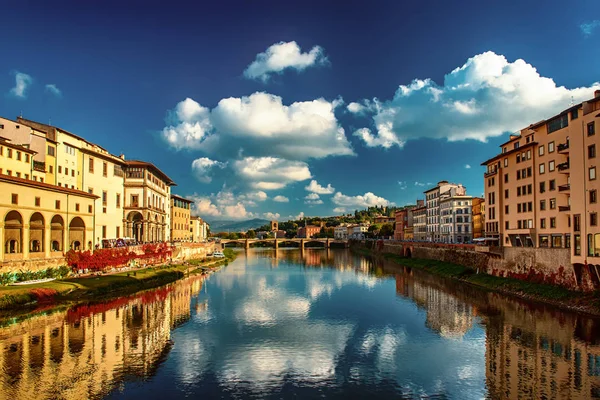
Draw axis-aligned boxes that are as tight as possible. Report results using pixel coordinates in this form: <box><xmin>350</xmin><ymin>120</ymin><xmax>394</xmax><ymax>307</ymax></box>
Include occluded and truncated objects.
<box><xmin>188</xmin><ymin>189</ymin><xmax>258</xmax><ymax>220</ymax></box>
<box><xmin>9</xmin><ymin>72</ymin><xmax>32</xmax><ymax>98</ymax></box>
<box><xmin>162</xmin><ymin>98</ymin><xmax>212</xmax><ymax>150</ymax></box>
<box><xmin>332</xmin><ymin>191</ymin><xmax>394</xmax><ymax>208</ymax></box>
<box><xmin>346</xmin><ymin>99</ymin><xmax>377</xmax><ymax>115</ymax></box>
<box><xmin>234</xmin><ymin>156</ymin><xmax>311</xmax><ymax>190</ymax></box>
<box><xmin>243</xmin><ymin>191</ymin><xmax>268</xmax><ymax>202</ymax></box>
<box><xmin>581</xmin><ymin>20</ymin><xmax>600</xmax><ymax>37</ymax></box>
<box><xmin>398</xmin><ymin>181</ymin><xmax>408</xmax><ymax>190</ymax></box>
<box><xmin>273</xmin><ymin>195</ymin><xmax>289</xmax><ymax>203</ymax></box>
<box><xmin>333</xmin><ymin>207</ymin><xmax>347</xmax><ymax>214</ymax></box>
<box><xmin>305</xmin><ymin>179</ymin><xmax>335</xmax><ymax>195</ymax></box>
<box><xmin>45</xmin><ymin>84</ymin><xmax>61</xmax><ymax>97</ymax></box>
<box><xmin>162</xmin><ymin>92</ymin><xmax>354</xmax><ymax>160</ymax></box>
<box><xmin>304</xmin><ymin>193</ymin><xmax>323</xmax><ymax>205</ymax></box>
<box><xmin>350</xmin><ymin>51</ymin><xmax>600</xmax><ymax>148</ymax></box>
<box><xmin>414</xmin><ymin>181</ymin><xmax>426</xmax><ymax>187</ymax></box>
<box><xmin>465</xmin><ymin>164</ymin><xmax>471</xmax><ymax>169</ymax></box>
<box><xmin>191</xmin><ymin>157</ymin><xmax>227</xmax><ymax>183</ymax></box>
<box><xmin>347</xmin><ymin>102</ymin><xmax>366</xmax><ymax>114</ymax></box>
<box><xmin>262</xmin><ymin>212</ymin><xmax>281</xmax><ymax>220</ymax></box>
<box><xmin>243</xmin><ymin>41</ymin><xmax>328</xmax><ymax>82</ymax></box>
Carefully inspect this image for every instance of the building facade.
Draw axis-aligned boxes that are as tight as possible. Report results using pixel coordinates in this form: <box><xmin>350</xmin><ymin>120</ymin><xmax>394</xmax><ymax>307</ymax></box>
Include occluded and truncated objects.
<box><xmin>472</xmin><ymin>197</ymin><xmax>485</xmax><ymax>239</ymax></box>
<box><xmin>297</xmin><ymin>225</ymin><xmax>321</xmax><ymax>239</ymax></box>
<box><xmin>481</xmin><ymin>90</ymin><xmax>600</xmax><ymax>269</ymax></box>
<box><xmin>440</xmin><ymin>195</ymin><xmax>473</xmax><ymax>243</ymax></box>
<box><xmin>425</xmin><ymin>181</ymin><xmax>466</xmax><ymax>242</ymax></box>
<box><xmin>190</xmin><ymin>216</ymin><xmax>208</xmax><ymax>242</ymax></box>
<box><xmin>413</xmin><ymin>204</ymin><xmax>427</xmax><ymax>241</ymax></box>
<box><xmin>170</xmin><ymin>194</ymin><xmax>192</xmax><ymax>242</ymax></box>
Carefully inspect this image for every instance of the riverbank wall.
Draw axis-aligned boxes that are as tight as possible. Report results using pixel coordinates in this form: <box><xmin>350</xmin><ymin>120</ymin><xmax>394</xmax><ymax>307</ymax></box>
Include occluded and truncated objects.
<box><xmin>0</xmin><ymin>242</ymin><xmax>219</xmax><ymax>274</ymax></box>
<box><xmin>353</xmin><ymin>240</ymin><xmax>600</xmax><ymax>292</ymax></box>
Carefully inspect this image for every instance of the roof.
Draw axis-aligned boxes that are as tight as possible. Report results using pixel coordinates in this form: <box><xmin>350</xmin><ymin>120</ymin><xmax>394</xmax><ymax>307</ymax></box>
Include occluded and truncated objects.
<box><xmin>125</xmin><ymin>160</ymin><xmax>176</xmax><ymax>186</ymax></box>
<box><xmin>0</xmin><ymin>174</ymin><xmax>99</xmax><ymax>199</ymax></box>
<box><xmin>171</xmin><ymin>193</ymin><xmax>193</xmax><ymax>203</ymax></box>
<box><xmin>481</xmin><ymin>141</ymin><xmax>536</xmax><ymax>166</ymax></box>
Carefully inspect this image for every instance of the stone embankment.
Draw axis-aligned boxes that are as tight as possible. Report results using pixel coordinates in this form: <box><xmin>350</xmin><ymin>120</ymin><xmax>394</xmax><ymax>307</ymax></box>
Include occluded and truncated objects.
<box><xmin>354</xmin><ymin>240</ymin><xmax>600</xmax><ymax>292</ymax></box>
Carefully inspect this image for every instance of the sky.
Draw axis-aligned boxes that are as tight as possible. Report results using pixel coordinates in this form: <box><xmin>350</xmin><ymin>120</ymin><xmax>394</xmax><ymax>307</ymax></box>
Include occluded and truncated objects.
<box><xmin>1</xmin><ymin>0</ymin><xmax>599</xmax><ymax>221</ymax></box>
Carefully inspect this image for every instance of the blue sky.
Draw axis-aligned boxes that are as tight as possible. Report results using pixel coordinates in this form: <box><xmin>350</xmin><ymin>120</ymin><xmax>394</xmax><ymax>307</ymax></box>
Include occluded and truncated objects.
<box><xmin>1</xmin><ymin>1</ymin><xmax>599</xmax><ymax>221</ymax></box>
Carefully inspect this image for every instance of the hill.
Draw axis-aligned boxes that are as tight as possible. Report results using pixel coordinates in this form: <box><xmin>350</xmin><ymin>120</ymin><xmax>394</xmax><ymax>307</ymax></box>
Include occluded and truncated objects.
<box><xmin>208</xmin><ymin>218</ymin><xmax>271</xmax><ymax>233</ymax></box>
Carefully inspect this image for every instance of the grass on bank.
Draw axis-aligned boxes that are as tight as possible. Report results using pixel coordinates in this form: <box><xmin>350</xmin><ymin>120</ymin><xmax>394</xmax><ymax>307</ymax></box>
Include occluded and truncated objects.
<box><xmin>379</xmin><ymin>252</ymin><xmax>588</xmax><ymax>304</ymax></box>
<box><xmin>0</xmin><ymin>252</ymin><xmax>235</xmax><ymax>310</ymax></box>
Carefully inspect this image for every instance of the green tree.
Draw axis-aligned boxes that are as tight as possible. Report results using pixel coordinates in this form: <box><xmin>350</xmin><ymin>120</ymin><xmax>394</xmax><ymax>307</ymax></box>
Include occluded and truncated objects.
<box><xmin>246</xmin><ymin>229</ymin><xmax>256</xmax><ymax>239</ymax></box>
<box><xmin>380</xmin><ymin>223</ymin><xmax>394</xmax><ymax>237</ymax></box>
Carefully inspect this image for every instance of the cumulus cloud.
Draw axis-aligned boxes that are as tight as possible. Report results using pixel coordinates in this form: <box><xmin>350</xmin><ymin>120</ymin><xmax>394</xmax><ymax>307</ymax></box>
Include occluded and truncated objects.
<box><xmin>304</xmin><ymin>193</ymin><xmax>323</xmax><ymax>205</ymax></box>
<box><xmin>162</xmin><ymin>92</ymin><xmax>353</xmax><ymax>161</ymax></box>
<box><xmin>45</xmin><ymin>84</ymin><xmax>62</xmax><ymax>97</ymax></box>
<box><xmin>305</xmin><ymin>179</ymin><xmax>335</xmax><ymax>195</ymax></box>
<box><xmin>273</xmin><ymin>195</ymin><xmax>289</xmax><ymax>203</ymax></box>
<box><xmin>333</xmin><ymin>207</ymin><xmax>347</xmax><ymax>214</ymax></box>
<box><xmin>243</xmin><ymin>41</ymin><xmax>328</xmax><ymax>82</ymax></box>
<box><xmin>234</xmin><ymin>156</ymin><xmax>311</xmax><ymax>190</ymax></box>
<box><xmin>581</xmin><ymin>20</ymin><xmax>600</xmax><ymax>37</ymax></box>
<box><xmin>262</xmin><ymin>212</ymin><xmax>281</xmax><ymax>220</ymax></box>
<box><xmin>191</xmin><ymin>157</ymin><xmax>227</xmax><ymax>183</ymax></box>
<box><xmin>9</xmin><ymin>72</ymin><xmax>32</xmax><ymax>98</ymax></box>
<box><xmin>332</xmin><ymin>191</ymin><xmax>394</xmax><ymax>208</ymax></box>
<box><xmin>465</xmin><ymin>164</ymin><xmax>471</xmax><ymax>169</ymax></box>
<box><xmin>350</xmin><ymin>51</ymin><xmax>600</xmax><ymax>148</ymax></box>
<box><xmin>188</xmin><ymin>189</ymin><xmax>269</xmax><ymax>220</ymax></box>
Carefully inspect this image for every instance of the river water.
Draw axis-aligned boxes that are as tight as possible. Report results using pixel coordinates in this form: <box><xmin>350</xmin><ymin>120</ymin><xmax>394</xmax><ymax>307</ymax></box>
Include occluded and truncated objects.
<box><xmin>0</xmin><ymin>249</ymin><xmax>599</xmax><ymax>399</ymax></box>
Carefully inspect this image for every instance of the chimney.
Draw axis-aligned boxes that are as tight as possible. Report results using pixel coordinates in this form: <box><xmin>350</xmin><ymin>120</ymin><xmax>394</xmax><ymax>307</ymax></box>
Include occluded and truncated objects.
<box><xmin>595</xmin><ymin>90</ymin><xmax>600</xmax><ymax>98</ymax></box>
<box><xmin>120</xmin><ymin>153</ymin><xmax>125</xmax><ymax>160</ymax></box>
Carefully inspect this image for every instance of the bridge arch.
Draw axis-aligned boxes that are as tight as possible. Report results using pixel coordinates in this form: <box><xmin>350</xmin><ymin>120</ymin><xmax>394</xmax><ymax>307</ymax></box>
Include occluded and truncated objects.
<box><xmin>403</xmin><ymin>245</ymin><xmax>413</xmax><ymax>258</ymax></box>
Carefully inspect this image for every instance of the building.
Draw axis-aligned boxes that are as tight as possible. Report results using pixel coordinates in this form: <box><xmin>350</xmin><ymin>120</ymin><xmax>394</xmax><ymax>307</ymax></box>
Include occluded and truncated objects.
<box><xmin>350</xmin><ymin>224</ymin><xmax>369</xmax><ymax>239</ymax></box>
<box><xmin>123</xmin><ymin>160</ymin><xmax>175</xmax><ymax>243</ymax></box>
<box><xmin>190</xmin><ymin>216</ymin><xmax>208</xmax><ymax>242</ymax></box>
<box><xmin>170</xmin><ymin>194</ymin><xmax>193</xmax><ymax>241</ymax></box>
<box><xmin>334</xmin><ymin>225</ymin><xmax>349</xmax><ymax>240</ymax></box>
<box><xmin>394</xmin><ymin>204</ymin><xmax>418</xmax><ymax>240</ymax></box>
<box><xmin>425</xmin><ymin>181</ymin><xmax>466</xmax><ymax>242</ymax></box>
<box><xmin>1</xmin><ymin>174</ymin><xmax>98</xmax><ymax>263</ymax></box>
<box><xmin>440</xmin><ymin>195</ymin><xmax>473</xmax><ymax>243</ymax></box>
<box><xmin>413</xmin><ymin>203</ymin><xmax>427</xmax><ymax>241</ymax></box>
<box><xmin>481</xmin><ymin>89</ymin><xmax>600</xmax><ymax>268</ymax></box>
<box><xmin>374</xmin><ymin>215</ymin><xmax>395</xmax><ymax>224</ymax></box>
<box><xmin>297</xmin><ymin>225</ymin><xmax>321</xmax><ymax>239</ymax></box>
<box><xmin>472</xmin><ymin>197</ymin><xmax>485</xmax><ymax>238</ymax></box>
<box><xmin>270</xmin><ymin>220</ymin><xmax>278</xmax><ymax>231</ymax></box>
<box><xmin>0</xmin><ymin>136</ymin><xmax>37</xmax><ymax>181</ymax></box>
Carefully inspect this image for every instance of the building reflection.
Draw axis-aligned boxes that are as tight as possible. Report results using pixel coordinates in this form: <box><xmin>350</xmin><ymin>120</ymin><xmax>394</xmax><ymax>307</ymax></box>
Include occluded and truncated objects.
<box><xmin>0</xmin><ymin>275</ymin><xmax>203</xmax><ymax>400</ymax></box>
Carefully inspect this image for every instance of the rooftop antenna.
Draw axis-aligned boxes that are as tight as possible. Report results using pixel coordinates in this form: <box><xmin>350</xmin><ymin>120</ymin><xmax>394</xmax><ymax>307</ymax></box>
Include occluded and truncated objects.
<box><xmin>19</xmin><ymin>110</ymin><xmax>23</xmax><ymax>118</ymax></box>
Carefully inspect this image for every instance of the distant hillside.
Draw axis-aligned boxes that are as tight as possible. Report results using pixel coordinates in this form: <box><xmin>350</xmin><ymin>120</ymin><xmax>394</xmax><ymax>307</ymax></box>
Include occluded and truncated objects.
<box><xmin>208</xmin><ymin>218</ymin><xmax>271</xmax><ymax>232</ymax></box>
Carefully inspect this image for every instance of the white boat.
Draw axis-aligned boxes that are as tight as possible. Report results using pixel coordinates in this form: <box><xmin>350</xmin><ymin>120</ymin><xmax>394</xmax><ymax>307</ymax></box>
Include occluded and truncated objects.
<box><xmin>212</xmin><ymin>251</ymin><xmax>225</xmax><ymax>258</ymax></box>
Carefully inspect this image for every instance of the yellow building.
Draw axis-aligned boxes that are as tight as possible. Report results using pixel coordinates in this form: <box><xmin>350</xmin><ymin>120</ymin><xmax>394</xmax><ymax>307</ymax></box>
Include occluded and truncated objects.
<box><xmin>0</xmin><ymin>117</ymin><xmax>50</xmax><ymax>183</ymax></box>
<box><xmin>0</xmin><ymin>137</ymin><xmax>36</xmax><ymax>181</ymax></box>
<box><xmin>170</xmin><ymin>194</ymin><xmax>192</xmax><ymax>241</ymax></box>
<box><xmin>123</xmin><ymin>160</ymin><xmax>175</xmax><ymax>243</ymax></box>
<box><xmin>190</xmin><ymin>216</ymin><xmax>208</xmax><ymax>242</ymax></box>
<box><xmin>1</xmin><ymin>174</ymin><xmax>97</xmax><ymax>265</ymax></box>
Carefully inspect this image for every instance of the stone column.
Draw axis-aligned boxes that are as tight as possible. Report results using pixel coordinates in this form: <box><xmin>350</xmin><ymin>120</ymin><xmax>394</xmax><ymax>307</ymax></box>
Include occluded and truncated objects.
<box><xmin>23</xmin><ymin>223</ymin><xmax>30</xmax><ymax>259</ymax></box>
<box><xmin>0</xmin><ymin>222</ymin><xmax>4</xmax><ymax>261</ymax></box>
<box><xmin>44</xmin><ymin>224</ymin><xmax>51</xmax><ymax>258</ymax></box>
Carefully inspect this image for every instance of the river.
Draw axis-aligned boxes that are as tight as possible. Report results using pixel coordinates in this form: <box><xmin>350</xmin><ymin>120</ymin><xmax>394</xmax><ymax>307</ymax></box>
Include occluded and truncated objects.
<box><xmin>0</xmin><ymin>249</ymin><xmax>599</xmax><ymax>399</ymax></box>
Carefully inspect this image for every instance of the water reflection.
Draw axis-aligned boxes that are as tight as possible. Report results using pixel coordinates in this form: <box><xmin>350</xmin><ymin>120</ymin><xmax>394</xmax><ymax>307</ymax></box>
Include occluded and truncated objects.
<box><xmin>0</xmin><ymin>249</ymin><xmax>598</xmax><ymax>399</ymax></box>
<box><xmin>0</xmin><ymin>275</ymin><xmax>204</xmax><ymax>400</ymax></box>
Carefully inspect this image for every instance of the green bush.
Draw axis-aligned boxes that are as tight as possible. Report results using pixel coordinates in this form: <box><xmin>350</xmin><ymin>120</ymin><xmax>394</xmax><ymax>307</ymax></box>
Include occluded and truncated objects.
<box><xmin>0</xmin><ymin>266</ymin><xmax>71</xmax><ymax>285</ymax></box>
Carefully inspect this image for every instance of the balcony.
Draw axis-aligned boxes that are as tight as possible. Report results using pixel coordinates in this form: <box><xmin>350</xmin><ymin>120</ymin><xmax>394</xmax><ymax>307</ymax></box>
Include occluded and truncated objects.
<box><xmin>558</xmin><ymin>184</ymin><xmax>570</xmax><ymax>192</ymax></box>
<box><xmin>558</xmin><ymin>205</ymin><xmax>571</xmax><ymax>212</ymax></box>
<box><xmin>557</xmin><ymin>162</ymin><xmax>570</xmax><ymax>172</ymax></box>
<box><xmin>484</xmin><ymin>169</ymin><xmax>498</xmax><ymax>178</ymax></box>
<box><xmin>557</xmin><ymin>142</ymin><xmax>569</xmax><ymax>153</ymax></box>
<box><xmin>33</xmin><ymin>160</ymin><xmax>46</xmax><ymax>172</ymax></box>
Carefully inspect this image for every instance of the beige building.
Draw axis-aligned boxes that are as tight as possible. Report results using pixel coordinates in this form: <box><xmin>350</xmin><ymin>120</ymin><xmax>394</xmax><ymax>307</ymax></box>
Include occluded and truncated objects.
<box><xmin>170</xmin><ymin>194</ymin><xmax>192</xmax><ymax>241</ymax></box>
<box><xmin>482</xmin><ymin>89</ymin><xmax>600</xmax><ymax>273</ymax></box>
<box><xmin>123</xmin><ymin>160</ymin><xmax>175</xmax><ymax>243</ymax></box>
<box><xmin>440</xmin><ymin>195</ymin><xmax>473</xmax><ymax>244</ymax></box>
<box><xmin>190</xmin><ymin>216</ymin><xmax>208</xmax><ymax>242</ymax></box>
<box><xmin>472</xmin><ymin>197</ymin><xmax>485</xmax><ymax>239</ymax></box>
<box><xmin>412</xmin><ymin>204</ymin><xmax>427</xmax><ymax>241</ymax></box>
<box><xmin>425</xmin><ymin>181</ymin><xmax>466</xmax><ymax>242</ymax></box>
<box><xmin>1</xmin><ymin>174</ymin><xmax>97</xmax><ymax>263</ymax></box>
<box><xmin>0</xmin><ymin>137</ymin><xmax>37</xmax><ymax>181</ymax></box>
<box><xmin>0</xmin><ymin>118</ymin><xmax>51</xmax><ymax>183</ymax></box>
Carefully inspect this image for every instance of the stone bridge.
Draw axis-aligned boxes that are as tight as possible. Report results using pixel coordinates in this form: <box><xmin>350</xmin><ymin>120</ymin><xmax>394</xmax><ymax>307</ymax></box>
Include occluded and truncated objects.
<box><xmin>220</xmin><ymin>238</ymin><xmax>348</xmax><ymax>249</ymax></box>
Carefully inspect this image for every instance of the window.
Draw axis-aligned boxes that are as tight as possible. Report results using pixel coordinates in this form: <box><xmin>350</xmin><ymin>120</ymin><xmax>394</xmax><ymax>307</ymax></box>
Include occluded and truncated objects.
<box><xmin>504</xmin><ymin>158</ymin><xmax>508</xmax><ymax>167</ymax></box>
<box><xmin>539</xmin><ymin>235</ymin><xmax>549</xmax><ymax>247</ymax></box>
<box><xmin>518</xmin><ymin>203</ymin><xmax>522</xmax><ymax>213</ymax></box>
<box><xmin>89</xmin><ymin>158</ymin><xmax>94</xmax><ymax>173</ymax></box>
<box><xmin>24</xmin><ymin>174</ymin><xmax>29</xmax><ymax>180</ymax></box>
<box><xmin>7</xmin><ymin>148</ymin><xmax>12</xmax><ymax>158</ymax></box>
<box><xmin>116</xmin><ymin>193</ymin><xmax>121</xmax><ymax>207</ymax></box>
<box><xmin>55</xmin><ymin>200</ymin><xmax>60</xmax><ymax>210</ymax></box>
<box><xmin>540</xmin><ymin>200</ymin><xmax>546</xmax><ymax>210</ymax></box>
<box><xmin>131</xmin><ymin>194</ymin><xmax>139</xmax><ymax>207</ymax></box>
<box><xmin>504</xmin><ymin>173</ymin><xmax>508</xmax><ymax>183</ymax></box>
<box><xmin>592</xmin><ymin>213</ymin><xmax>598</xmax><ymax>226</ymax></box>
<box><xmin>71</xmin><ymin>169</ymin><xmax>74</xmax><ymax>177</ymax></box>
<box><xmin>549</xmin><ymin>160</ymin><xmax>555</xmax><ymax>171</ymax></box>
<box><xmin>505</xmin><ymin>189</ymin><xmax>509</xmax><ymax>199</ymax></box>
<box><xmin>102</xmin><ymin>226</ymin><xmax>107</xmax><ymax>239</ymax></box>
<box><xmin>75</xmin><ymin>203</ymin><xmax>80</xmax><ymax>211</ymax></box>
<box><xmin>102</xmin><ymin>190</ymin><xmax>107</xmax><ymax>205</ymax></box>
<box><xmin>591</xmin><ymin>190</ymin><xmax>597</xmax><ymax>204</ymax></box>
<box><xmin>575</xmin><ymin>234</ymin><xmax>581</xmax><ymax>255</ymax></box>
<box><xmin>539</xmin><ymin>163</ymin><xmax>545</xmax><ymax>174</ymax></box>
<box><xmin>47</xmin><ymin>145</ymin><xmax>55</xmax><ymax>156</ymax></box>
<box><xmin>517</xmin><ymin>170</ymin><xmax>521</xmax><ymax>180</ymax></box>
<box><xmin>103</xmin><ymin>162</ymin><xmax>108</xmax><ymax>177</ymax></box>
<box><xmin>539</xmin><ymin>145</ymin><xmax>545</xmax><ymax>156</ymax></box>
<box><xmin>574</xmin><ymin>214</ymin><xmax>581</xmax><ymax>232</ymax></box>
<box><xmin>25</xmin><ymin>154</ymin><xmax>29</xmax><ymax>162</ymax></box>
<box><xmin>116</xmin><ymin>227</ymin><xmax>120</xmax><ymax>238</ymax></box>
<box><xmin>571</xmin><ymin>108</ymin><xmax>578</xmax><ymax>120</ymax></box>
<box><xmin>547</xmin><ymin>115</ymin><xmax>568</xmax><ymax>134</ymax></box>
<box><xmin>540</xmin><ymin>181</ymin><xmax>546</xmax><ymax>193</ymax></box>
<box><xmin>527</xmin><ymin>167</ymin><xmax>532</xmax><ymax>177</ymax></box>
<box><xmin>550</xmin><ymin>217</ymin><xmax>556</xmax><ymax>228</ymax></box>
<box><xmin>549</xmin><ymin>141</ymin><xmax>555</xmax><ymax>152</ymax></box>
<box><xmin>528</xmin><ymin>184</ymin><xmax>532</xmax><ymax>194</ymax></box>
<box><xmin>11</xmin><ymin>194</ymin><xmax>18</xmax><ymax>205</ymax></box>
<box><xmin>550</xmin><ymin>198</ymin><xmax>556</xmax><ymax>209</ymax></box>
<box><xmin>552</xmin><ymin>235</ymin><xmax>562</xmax><ymax>248</ymax></box>
<box><xmin>16</xmin><ymin>151</ymin><xmax>21</xmax><ymax>161</ymax></box>
<box><xmin>35</xmin><ymin>197</ymin><xmax>40</xmax><ymax>207</ymax></box>
<box><xmin>65</xmin><ymin>167</ymin><xmax>68</xmax><ymax>175</ymax></box>
<box><xmin>49</xmin><ymin>165</ymin><xmax>53</xmax><ymax>173</ymax></box>
<box><xmin>565</xmin><ymin>234</ymin><xmax>571</xmax><ymax>249</ymax></box>
<box><xmin>58</xmin><ymin>166</ymin><xmax>62</xmax><ymax>174</ymax></box>
<box><xmin>549</xmin><ymin>180</ymin><xmax>556</xmax><ymax>191</ymax></box>
<box><xmin>588</xmin><ymin>122</ymin><xmax>595</xmax><ymax>136</ymax></box>
<box><xmin>528</xmin><ymin>202</ymin><xmax>533</xmax><ymax>212</ymax></box>
<box><xmin>505</xmin><ymin>205</ymin><xmax>509</xmax><ymax>214</ymax></box>
<box><xmin>590</xmin><ymin>167</ymin><xmax>597</xmax><ymax>180</ymax></box>
<box><xmin>15</xmin><ymin>172</ymin><xmax>20</xmax><ymax>178</ymax></box>
<box><xmin>505</xmin><ymin>221</ymin><xmax>509</xmax><ymax>230</ymax></box>
<box><xmin>589</xmin><ymin>144</ymin><xmax>596</xmax><ymax>159</ymax></box>
<box><xmin>88</xmin><ymin>205</ymin><xmax>93</xmax><ymax>213</ymax></box>
<box><xmin>528</xmin><ymin>220</ymin><xmax>533</xmax><ymax>229</ymax></box>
